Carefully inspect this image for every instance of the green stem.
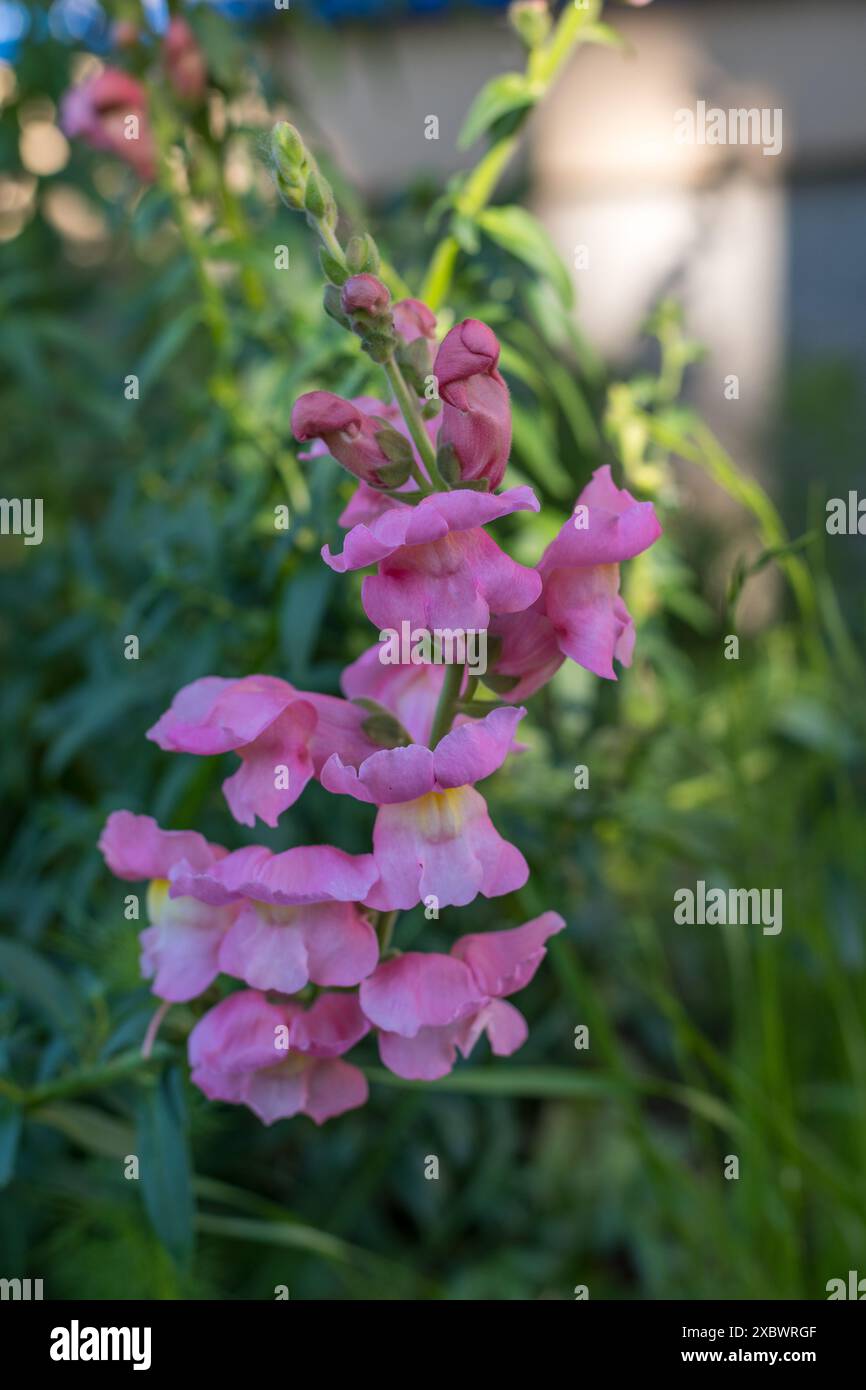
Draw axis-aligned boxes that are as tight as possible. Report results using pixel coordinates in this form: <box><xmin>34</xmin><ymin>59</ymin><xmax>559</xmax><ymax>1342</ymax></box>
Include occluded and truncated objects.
<box><xmin>377</xmin><ymin>909</ymin><xmax>399</xmax><ymax>953</ymax></box>
<box><xmin>429</xmin><ymin>661</ymin><xmax>464</xmax><ymax>747</ymax></box>
<box><xmin>420</xmin><ymin>0</ymin><xmax>602</xmax><ymax>310</ymax></box>
<box><xmin>150</xmin><ymin>95</ymin><xmax>230</xmax><ymax>355</ymax></box>
<box><xmin>383</xmin><ymin>357</ymin><xmax>442</xmax><ymax>491</ymax></box>
<box><xmin>9</xmin><ymin>1046</ymin><xmax>170</xmax><ymax>1110</ymax></box>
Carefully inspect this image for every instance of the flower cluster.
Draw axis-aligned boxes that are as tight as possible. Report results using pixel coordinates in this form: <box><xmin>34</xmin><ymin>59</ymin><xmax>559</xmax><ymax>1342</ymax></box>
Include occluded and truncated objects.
<box><xmin>98</xmin><ymin>125</ymin><xmax>661</xmax><ymax>1127</ymax></box>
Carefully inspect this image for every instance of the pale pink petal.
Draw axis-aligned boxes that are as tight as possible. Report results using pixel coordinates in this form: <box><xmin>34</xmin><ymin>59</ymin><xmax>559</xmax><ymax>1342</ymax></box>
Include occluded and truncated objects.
<box><xmin>242</xmin><ymin>1059</ymin><xmax>309</xmax><ymax>1125</ymax></box>
<box><xmin>377</xmin><ymin>1025</ymin><xmax>461</xmax><ymax>1081</ymax></box>
<box><xmin>289</xmin><ymin>992</ymin><xmax>370</xmax><ymax>1057</ymax></box>
<box><xmin>188</xmin><ymin>990</ymin><xmax>290</xmax><ymax>1075</ymax></box>
<box><xmin>359</xmin><ymin>952</ymin><xmax>483</xmax><ymax>1036</ymax></box>
<box><xmin>455</xmin><ymin>998</ymin><xmax>528</xmax><ymax>1058</ymax></box>
<box><xmin>217</xmin><ymin>903</ymin><xmax>311</xmax><ymax>995</ymax></box>
<box><xmin>303</xmin><ymin>1058</ymin><xmax>369</xmax><ymax>1123</ymax></box>
<box><xmin>171</xmin><ymin>843</ymin><xmax>378</xmax><ymax>907</ymax></box>
<box><xmin>364</xmin><ymin>786</ymin><xmax>528</xmax><ymax>911</ymax></box>
<box><xmin>320</xmin><ymin>745</ymin><xmax>435</xmax><ymax>805</ymax></box>
<box><xmin>544</xmin><ymin>564</ymin><xmax>627</xmax><ymax>681</ymax></box>
<box><xmin>139</xmin><ymin>885</ymin><xmax>232</xmax><ymax>1002</ymax></box>
<box><xmin>98</xmin><ymin>811</ymin><xmax>224</xmax><ymax>880</ymax></box>
<box><xmin>432</xmin><ymin>705</ymin><xmax>525</xmax><ymax>788</ymax></box>
<box><xmin>452</xmin><ymin>911</ymin><xmax>566</xmax><ymax>998</ymax></box>
<box><xmin>300</xmin><ymin>902</ymin><xmax>379</xmax><ymax>987</ymax></box>
<box><xmin>147</xmin><ymin>674</ymin><xmax>301</xmax><ymax>754</ymax></box>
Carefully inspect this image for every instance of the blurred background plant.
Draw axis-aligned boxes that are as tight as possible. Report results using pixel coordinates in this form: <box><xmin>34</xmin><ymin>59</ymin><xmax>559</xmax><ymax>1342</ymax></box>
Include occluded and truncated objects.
<box><xmin>1</xmin><ymin>0</ymin><xmax>864</xmax><ymax>1300</ymax></box>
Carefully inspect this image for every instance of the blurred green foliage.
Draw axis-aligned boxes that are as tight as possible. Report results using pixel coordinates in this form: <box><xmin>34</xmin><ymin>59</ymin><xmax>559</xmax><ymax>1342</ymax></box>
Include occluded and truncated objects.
<box><xmin>1</xmin><ymin>3</ymin><xmax>865</xmax><ymax>1300</ymax></box>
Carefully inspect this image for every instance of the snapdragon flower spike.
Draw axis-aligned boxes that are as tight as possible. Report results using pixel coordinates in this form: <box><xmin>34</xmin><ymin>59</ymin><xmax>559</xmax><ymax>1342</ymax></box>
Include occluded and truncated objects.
<box><xmin>489</xmin><ymin>466</ymin><xmax>662</xmax><ymax>692</ymax></box>
<box><xmin>147</xmin><ymin>674</ymin><xmax>380</xmax><ymax>828</ymax></box>
<box><xmin>323</xmin><ymin>485</ymin><xmax>542</xmax><ymax>631</ymax></box>
<box><xmin>189</xmin><ymin>990</ymin><xmax>370</xmax><ymax>1125</ymax></box>
<box><xmin>434</xmin><ymin>319</ymin><xmax>512</xmax><ymax>490</ymax></box>
<box><xmin>360</xmin><ymin>912</ymin><xmax>565</xmax><ymax>1079</ymax></box>
<box><xmin>60</xmin><ymin>68</ymin><xmax>155</xmax><ymax>182</ymax></box>
<box><xmin>169</xmin><ymin>841</ymin><xmax>379</xmax><ymax>995</ymax></box>
<box><xmin>98</xmin><ymin>811</ymin><xmax>235</xmax><ymax>1002</ymax></box>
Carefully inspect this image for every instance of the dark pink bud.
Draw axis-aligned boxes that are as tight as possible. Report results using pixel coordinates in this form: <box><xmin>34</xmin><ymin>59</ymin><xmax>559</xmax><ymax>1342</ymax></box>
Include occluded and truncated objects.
<box><xmin>433</xmin><ymin>319</ymin><xmax>511</xmax><ymax>490</ymax></box>
<box><xmin>393</xmin><ymin>298</ymin><xmax>437</xmax><ymax>343</ymax></box>
<box><xmin>292</xmin><ymin>390</ymin><xmax>406</xmax><ymax>489</ymax></box>
<box><xmin>163</xmin><ymin>19</ymin><xmax>207</xmax><ymax>105</ymax></box>
<box><xmin>341</xmin><ymin>274</ymin><xmax>391</xmax><ymax>318</ymax></box>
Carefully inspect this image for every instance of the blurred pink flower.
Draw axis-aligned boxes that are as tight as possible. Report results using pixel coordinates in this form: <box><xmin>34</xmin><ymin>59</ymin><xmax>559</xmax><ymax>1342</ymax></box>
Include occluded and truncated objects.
<box><xmin>163</xmin><ymin>18</ymin><xmax>207</xmax><ymax>105</ymax></box>
<box><xmin>60</xmin><ymin>68</ymin><xmax>155</xmax><ymax>182</ymax></box>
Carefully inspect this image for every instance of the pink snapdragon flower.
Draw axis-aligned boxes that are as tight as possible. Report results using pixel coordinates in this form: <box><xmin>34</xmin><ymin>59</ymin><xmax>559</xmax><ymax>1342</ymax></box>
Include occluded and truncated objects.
<box><xmin>433</xmin><ymin>319</ymin><xmax>512</xmax><ymax>490</ymax></box>
<box><xmin>189</xmin><ymin>990</ymin><xmax>370</xmax><ymax>1124</ymax></box>
<box><xmin>292</xmin><ymin>392</ymin><xmax>414</xmax><ymax>491</ymax></box>
<box><xmin>147</xmin><ymin>674</ymin><xmax>381</xmax><ymax>828</ymax></box>
<box><xmin>489</xmin><ymin>466</ymin><xmax>662</xmax><ymax>692</ymax></box>
<box><xmin>393</xmin><ymin>298</ymin><xmax>437</xmax><ymax>343</ymax></box>
<box><xmin>98</xmin><ymin>811</ymin><xmax>235</xmax><ymax>1001</ymax></box>
<box><xmin>341</xmin><ymin>643</ymin><xmax>453</xmax><ymax>745</ymax></box>
<box><xmin>169</xmin><ymin>841</ymin><xmax>379</xmax><ymax>995</ymax></box>
<box><xmin>364</xmin><ymin>785</ymin><xmax>528</xmax><ymax>910</ymax></box>
<box><xmin>317</xmin><ymin>701</ymin><xmax>529</xmax><ymax>912</ymax></box>
<box><xmin>61</xmin><ymin>68</ymin><xmax>155</xmax><ymax>182</ymax></box>
<box><xmin>163</xmin><ymin>18</ymin><xmax>207</xmax><ymax>105</ymax></box>
<box><xmin>360</xmin><ymin>912</ymin><xmax>565</xmax><ymax>1079</ymax></box>
<box><xmin>323</xmin><ymin>485</ymin><xmax>542</xmax><ymax>631</ymax></box>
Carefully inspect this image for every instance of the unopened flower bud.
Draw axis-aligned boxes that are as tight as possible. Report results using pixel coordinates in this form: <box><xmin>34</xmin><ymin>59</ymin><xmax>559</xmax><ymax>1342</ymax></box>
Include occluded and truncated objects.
<box><xmin>508</xmin><ymin>0</ymin><xmax>551</xmax><ymax>50</ymax></box>
<box><xmin>341</xmin><ymin>273</ymin><xmax>391</xmax><ymax>318</ymax></box>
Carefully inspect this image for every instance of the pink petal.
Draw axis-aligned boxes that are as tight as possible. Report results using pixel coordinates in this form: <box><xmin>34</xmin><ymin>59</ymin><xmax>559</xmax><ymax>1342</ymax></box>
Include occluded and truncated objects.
<box><xmin>98</xmin><ymin>811</ymin><xmax>225</xmax><ymax>881</ymax></box>
<box><xmin>222</xmin><ymin>701</ymin><xmax>317</xmax><ymax>828</ymax></box>
<box><xmin>452</xmin><ymin>911</ymin><xmax>566</xmax><ymax>998</ymax></box>
<box><xmin>320</xmin><ymin>745</ymin><xmax>435</xmax><ymax>805</ymax></box>
<box><xmin>377</xmin><ymin>1024</ymin><xmax>462</xmax><ymax>1081</ymax></box>
<box><xmin>432</xmin><ymin>705</ymin><xmax>524</xmax><ymax>788</ymax></box>
<box><xmin>289</xmin><ymin>992</ymin><xmax>370</xmax><ymax>1057</ymax></box>
<box><xmin>322</xmin><ymin>486</ymin><xmax>539</xmax><ymax>574</ymax></box>
<box><xmin>217</xmin><ymin>904</ymin><xmax>311</xmax><ymax>995</ymax></box>
<box><xmin>171</xmin><ymin>843</ymin><xmax>378</xmax><ymax>907</ymax></box>
<box><xmin>242</xmin><ymin>1059</ymin><xmax>309</xmax><ymax>1125</ymax></box>
<box><xmin>456</xmin><ymin>998</ymin><xmax>528</xmax><ymax>1058</ymax></box>
<box><xmin>188</xmin><ymin>990</ymin><xmax>291</xmax><ymax>1075</ymax></box>
<box><xmin>544</xmin><ymin>564</ymin><xmax>628</xmax><ymax>681</ymax></box>
<box><xmin>147</xmin><ymin>674</ymin><xmax>302</xmax><ymax>754</ymax></box>
<box><xmin>364</xmin><ymin>786</ymin><xmax>528</xmax><ymax>911</ymax></box>
<box><xmin>359</xmin><ymin>952</ymin><xmax>483</xmax><ymax>1036</ymax></box>
<box><xmin>139</xmin><ymin>886</ymin><xmax>232</xmax><ymax>1002</ymax></box>
<box><xmin>303</xmin><ymin>1058</ymin><xmax>369</xmax><ymax>1123</ymax></box>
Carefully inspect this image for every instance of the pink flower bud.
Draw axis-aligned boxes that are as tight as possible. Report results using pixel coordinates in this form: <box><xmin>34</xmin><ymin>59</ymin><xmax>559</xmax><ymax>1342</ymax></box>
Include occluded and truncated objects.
<box><xmin>433</xmin><ymin>319</ymin><xmax>511</xmax><ymax>490</ymax></box>
<box><xmin>60</xmin><ymin>68</ymin><xmax>155</xmax><ymax>182</ymax></box>
<box><xmin>163</xmin><ymin>18</ymin><xmax>207</xmax><ymax>105</ymax></box>
<box><xmin>341</xmin><ymin>273</ymin><xmax>391</xmax><ymax>318</ymax></box>
<box><xmin>393</xmin><ymin>298</ymin><xmax>437</xmax><ymax>343</ymax></box>
<box><xmin>292</xmin><ymin>390</ymin><xmax>403</xmax><ymax>488</ymax></box>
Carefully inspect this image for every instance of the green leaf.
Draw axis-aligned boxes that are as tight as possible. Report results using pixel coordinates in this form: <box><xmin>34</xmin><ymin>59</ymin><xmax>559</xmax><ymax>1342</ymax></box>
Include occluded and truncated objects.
<box><xmin>458</xmin><ymin>73</ymin><xmax>538</xmax><ymax>150</ymax></box>
<box><xmin>0</xmin><ymin>1099</ymin><xmax>22</xmax><ymax>1188</ymax></box>
<box><xmin>476</xmin><ymin>205</ymin><xmax>574</xmax><ymax>308</ymax></box>
<box><xmin>134</xmin><ymin>1066</ymin><xmax>195</xmax><ymax>1265</ymax></box>
<box><xmin>582</xmin><ymin>22</ymin><xmax>628</xmax><ymax>51</ymax></box>
<box><xmin>0</xmin><ymin>939</ymin><xmax>85</xmax><ymax>1035</ymax></box>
